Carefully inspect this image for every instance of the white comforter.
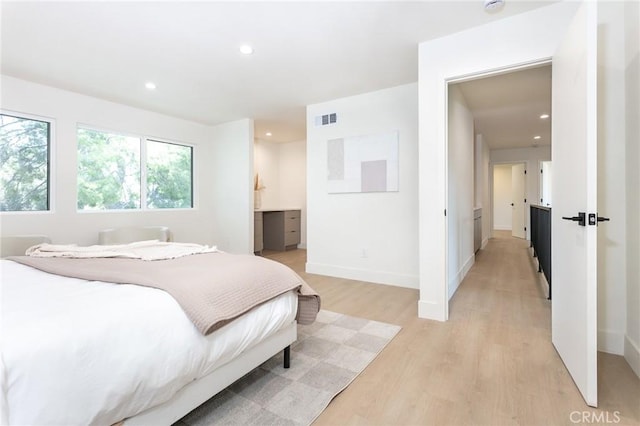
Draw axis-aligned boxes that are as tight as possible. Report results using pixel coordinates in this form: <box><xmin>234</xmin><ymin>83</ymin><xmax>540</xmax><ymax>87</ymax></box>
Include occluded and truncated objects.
<box><xmin>0</xmin><ymin>259</ymin><xmax>297</xmax><ymax>425</ymax></box>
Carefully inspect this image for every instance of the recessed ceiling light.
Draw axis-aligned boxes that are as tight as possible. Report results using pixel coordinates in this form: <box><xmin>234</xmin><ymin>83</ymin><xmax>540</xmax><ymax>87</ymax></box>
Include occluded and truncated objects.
<box><xmin>540</xmin><ymin>114</ymin><xmax>550</xmax><ymax>119</ymax></box>
<box><xmin>533</xmin><ymin>136</ymin><xmax>541</xmax><ymax>140</ymax></box>
<box><xmin>145</xmin><ymin>82</ymin><xmax>156</xmax><ymax>90</ymax></box>
<box><xmin>265</xmin><ymin>132</ymin><xmax>272</xmax><ymax>137</ymax></box>
<box><xmin>239</xmin><ymin>44</ymin><xmax>254</xmax><ymax>55</ymax></box>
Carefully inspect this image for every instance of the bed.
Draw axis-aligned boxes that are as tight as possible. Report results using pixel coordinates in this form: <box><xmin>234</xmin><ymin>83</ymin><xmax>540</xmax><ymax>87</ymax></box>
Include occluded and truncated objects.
<box><xmin>0</xmin><ymin>239</ymin><xmax>319</xmax><ymax>425</ymax></box>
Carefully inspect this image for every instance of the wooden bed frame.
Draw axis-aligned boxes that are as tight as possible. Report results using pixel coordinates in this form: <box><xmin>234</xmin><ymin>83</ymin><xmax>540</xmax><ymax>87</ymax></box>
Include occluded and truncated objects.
<box><xmin>124</xmin><ymin>321</ymin><xmax>297</xmax><ymax>425</ymax></box>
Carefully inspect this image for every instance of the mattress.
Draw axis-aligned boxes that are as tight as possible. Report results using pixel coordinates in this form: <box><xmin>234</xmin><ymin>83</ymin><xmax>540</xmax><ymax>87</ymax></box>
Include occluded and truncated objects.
<box><xmin>0</xmin><ymin>259</ymin><xmax>297</xmax><ymax>425</ymax></box>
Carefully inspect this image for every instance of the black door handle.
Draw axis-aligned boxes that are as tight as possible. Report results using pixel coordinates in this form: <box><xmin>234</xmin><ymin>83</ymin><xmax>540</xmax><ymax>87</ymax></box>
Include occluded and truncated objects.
<box><xmin>588</xmin><ymin>213</ymin><xmax>610</xmax><ymax>225</ymax></box>
<box><xmin>562</xmin><ymin>212</ymin><xmax>586</xmax><ymax>226</ymax></box>
<box><xmin>510</xmin><ymin>203</ymin><xmax>514</xmax><ymax>206</ymax></box>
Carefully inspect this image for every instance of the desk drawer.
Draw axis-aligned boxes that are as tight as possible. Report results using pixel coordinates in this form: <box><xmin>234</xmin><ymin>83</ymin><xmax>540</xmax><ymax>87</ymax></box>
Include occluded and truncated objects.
<box><xmin>284</xmin><ymin>215</ymin><xmax>300</xmax><ymax>233</ymax></box>
<box><xmin>284</xmin><ymin>230</ymin><xmax>300</xmax><ymax>246</ymax></box>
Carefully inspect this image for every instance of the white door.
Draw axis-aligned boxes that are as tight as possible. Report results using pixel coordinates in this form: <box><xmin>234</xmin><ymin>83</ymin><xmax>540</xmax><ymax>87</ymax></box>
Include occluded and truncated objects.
<box><xmin>511</xmin><ymin>163</ymin><xmax>526</xmax><ymax>239</ymax></box>
<box><xmin>552</xmin><ymin>1</ymin><xmax>598</xmax><ymax>407</ymax></box>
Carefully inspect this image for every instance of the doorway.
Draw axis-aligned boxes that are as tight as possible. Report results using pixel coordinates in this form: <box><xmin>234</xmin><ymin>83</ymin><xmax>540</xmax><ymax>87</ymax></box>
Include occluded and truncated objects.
<box><xmin>492</xmin><ymin>162</ymin><xmax>527</xmax><ymax>239</ymax></box>
<box><xmin>421</xmin><ymin>0</ymin><xmax>599</xmax><ymax>408</ymax></box>
<box><xmin>446</xmin><ymin>64</ymin><xmax>551</xmax><ymax>301</ymax></box>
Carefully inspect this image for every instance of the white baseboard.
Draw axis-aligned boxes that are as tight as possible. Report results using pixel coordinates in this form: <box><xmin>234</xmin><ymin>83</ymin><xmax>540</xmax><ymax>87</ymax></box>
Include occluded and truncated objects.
<box><xmin>296</xmin><ymin>243</ymin><xmax>307</xmax><ymax>249</ymax></box>
<box><xmin>624</xmin><ymin>335</ymin><xmax>640</xmax><ymax>379</ymax></box>
<box><xmin>598</xmin><ymin>329</ymin><xmax>625</xmax><ymax>355</ymax></box>
<box><xmin>448</xmin><ymin>254</ymin><xmax>475</xmax><ymax>301</ymax></box>
<box><xmin>305</xmin><ymin>262</ymin><xmax>418</xmax><ymax>289</ymax></box>
<box><xmin>494</xmin><ymin>226</ymin><xmax>512</xmax><ymax>231</ymax></box>
<box><xmin>418</xmin><ymin>299</ymin><xmax>446</xmax><ymax>321</ymax></box>
<box><xmin>481</xmin><ymin>238</ymin><xmax>489</xmax><ymax>249</ymax></box>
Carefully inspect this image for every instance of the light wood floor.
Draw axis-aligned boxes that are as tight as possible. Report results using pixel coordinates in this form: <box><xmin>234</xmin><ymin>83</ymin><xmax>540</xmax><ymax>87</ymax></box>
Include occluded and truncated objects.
<box><xmin>265</xmin><ymin>233</ymin><xmax>640</xmax><ymax>426</ymax></box>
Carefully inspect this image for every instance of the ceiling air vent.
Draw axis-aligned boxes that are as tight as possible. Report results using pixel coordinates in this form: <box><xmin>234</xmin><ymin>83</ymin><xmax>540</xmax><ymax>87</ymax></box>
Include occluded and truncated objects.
<box><xmin>315</xmin><ymin>113</ymin><xmax>337</xmax><ymax>127</ymax></box>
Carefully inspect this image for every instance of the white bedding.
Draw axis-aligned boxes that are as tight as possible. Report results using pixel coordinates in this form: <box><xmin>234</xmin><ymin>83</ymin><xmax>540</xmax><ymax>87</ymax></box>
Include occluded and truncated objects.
<box><xmin>25</xmin><ymin>240</ymin><xmax>218</xmax><ymax>261</ymax></box>
<box><xmin>0</xmin><ymin>259</ymin><xmax>297</xmax><ymax>425</ymax></box>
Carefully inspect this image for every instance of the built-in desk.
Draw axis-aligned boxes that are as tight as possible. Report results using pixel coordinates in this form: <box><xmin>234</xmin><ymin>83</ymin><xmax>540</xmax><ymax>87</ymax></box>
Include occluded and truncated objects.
<box><xmin>254</xmin><ymin>209</ymin><xmax>301</xmax><ymax>253</ymax></box>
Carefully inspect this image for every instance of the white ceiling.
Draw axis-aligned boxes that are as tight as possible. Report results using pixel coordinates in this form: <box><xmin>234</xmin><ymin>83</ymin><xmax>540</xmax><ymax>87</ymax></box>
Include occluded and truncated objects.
<box><xmin>456</xmin><ymin>64</ymin><xmax>552</xmax><ymax>149</ymax></box>
<box><xmin>1</xmin><ymin>1</ymin><xmax>556</xmax><ymax>144</ymax></box>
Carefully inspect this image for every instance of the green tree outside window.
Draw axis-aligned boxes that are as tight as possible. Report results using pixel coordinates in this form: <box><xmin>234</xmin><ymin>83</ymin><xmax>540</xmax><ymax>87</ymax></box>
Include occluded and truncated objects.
<box><xmin>77</xmin><ymin>128</ymin><xmax>193</xmax><ymax>210</ymax></box>
<box><xmin>77</xmin><ymin>128</ymin><xmax>141</xmax><ymax>210</ymax></box>
<box><xmin>0</xmin><ymin>114</ymin><xmax>50</xmax><ymax>212</ymax></box>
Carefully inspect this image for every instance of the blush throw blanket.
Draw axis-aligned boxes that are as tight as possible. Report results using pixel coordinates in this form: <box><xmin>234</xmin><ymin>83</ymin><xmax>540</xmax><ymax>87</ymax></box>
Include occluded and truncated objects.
<box><xmin>9</xmin><ymin>253</ymin><xmax>320</xmax><ymax>335</ymax></box>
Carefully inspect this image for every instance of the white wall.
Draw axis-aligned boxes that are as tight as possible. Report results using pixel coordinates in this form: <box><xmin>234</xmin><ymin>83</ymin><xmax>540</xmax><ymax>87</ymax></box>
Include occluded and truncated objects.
<box><xmin>0</xmin><ymin>75</ymin><xmax>215</xmax><ymax>246</ymax></box>
<box><xmin>491</xmin><ymin>146</ymin><xmax>551</xmax><ymax>240</ymax></box>
<box><xmin>447</xmin><ymin>84</ymin><xmax>474</xmax><ymax>298</ymax></box>
<box><xmin>475</xmin><ymin>134</ymin><xmax>491</xmax><ymax>248</ymax></box>
<box><xmin>253</xmin><ymin>138</ymin><xmax>307</xmax><ymax>247</ymax></box>
<box><xmin>306</xmin><ymin>83</ymin><xmax>419</xmax><ymax>288</ymax></box>
<box><xmin>624</xmin><ymin>0</ymin><xmax>640</xmax><ymax>376</ymax></box>
<box><xmin>492</xmin><ymin>165</ymin><xmax>513</xmax><ymax>231</ymax></box>
<box><xmin>278</xmin><ymin>140</ymin><xmax>307</xmax><ymax>248</ymax></box>
<box><xmin>253</xmin><ymin>139</ymin><xmax>280</xmax><ymax>210</ymax></box>
<box><xmin>418</xmin><ymin>1</ymin><xmax>580</xmax><ymax>320</ymax></box>
<box><xmin>210</xmin><ymin>118</ymin><xmax>254</xmax><ymax>254</ymax></box>
<box><xmin>596</xmin><ymin>1</ymin><xmax>628</xmax><ymax>356</ymax></box>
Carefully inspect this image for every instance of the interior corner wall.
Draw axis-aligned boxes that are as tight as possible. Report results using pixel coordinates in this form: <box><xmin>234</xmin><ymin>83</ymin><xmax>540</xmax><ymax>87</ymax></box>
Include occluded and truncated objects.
<box><xmin>253</xmin><ymin>139</ymin><xmax>281</xmax><ymax>209</ymax></box>
<box><xmin>447</xmin><ymin>84</ymin><xmax>475</xmax><ymax>298</ymax></box>
<box><xmin>209</xmin><ymin>118</ymin><xmax>254</xmax><ymax>254</ymax></box>
<box><xmin>277</xmin><ymin>140</ymin><xmax>307</xmax><ymax>248</ymax></box>
<box><xmin>624</xmin><ymin>0</ymin><xmax>640</xmax><ymax>376</ymax></box>
<box><xmin>418</xmin><ymin>1</ymin><xmax>579</xmax><ymax>320</ymax></box>
<box><xmin>306</xmin><ymin>83</ymin><xmax>419</xmax><ymax>289</ymax></box>
<box><xmin>0</xmin><ymin>75</ymin><xmax>214</xmax><ymax>246</ymax></box>
<box><xmin>253</xmin><ymin>139</ymin><xmax>308</xmax><ymax>248</ymax></box>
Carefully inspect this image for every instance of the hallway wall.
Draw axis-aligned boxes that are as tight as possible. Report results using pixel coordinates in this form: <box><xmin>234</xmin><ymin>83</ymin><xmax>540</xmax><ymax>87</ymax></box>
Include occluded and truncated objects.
<box><xmin>447</xmin><ymin>84</ymin><xmax>475</xmax><ymax>298</ymax></box>
<box><xmin>474</xmin><ymin>134</ymin><xmax>491</xmax><ymax>248</ymax></box>
<box><xmin>492</xmin><ymin>165</ymin><xmax>513</xmax><ymax>231</ymax></box>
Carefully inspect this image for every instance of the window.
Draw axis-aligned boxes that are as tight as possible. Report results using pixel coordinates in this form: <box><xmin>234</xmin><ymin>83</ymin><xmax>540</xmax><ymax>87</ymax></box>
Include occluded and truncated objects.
<box><xmin>0</xmin><ymin>113</ymin><xmax>51</xmax><ymax>212</ymax></box>
<box><xmin>77</xmin><ymin>127</ymin><xmax>193</xmax><ymax>211</ymax></box>
<box><xmin>146</xmin><ymin>140</ymin><xmax>193</xmax><ymax>209</ymax></box>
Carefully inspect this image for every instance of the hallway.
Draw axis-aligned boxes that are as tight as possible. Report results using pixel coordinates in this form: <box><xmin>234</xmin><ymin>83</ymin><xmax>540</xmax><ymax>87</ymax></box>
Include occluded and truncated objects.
<box><xmin>450</xmin><ymin>230</ymin><xmax>550</xmax><ymax>331</ymax></box>
<box><xmin>450</xmin><ymin>231</ymin><xmax>639</xmax><ymax>424</ymax></box>
<box><xmin>266</xmin><ymin>234</ymin><xmax>640</xmax><ymax>425</ymax></box>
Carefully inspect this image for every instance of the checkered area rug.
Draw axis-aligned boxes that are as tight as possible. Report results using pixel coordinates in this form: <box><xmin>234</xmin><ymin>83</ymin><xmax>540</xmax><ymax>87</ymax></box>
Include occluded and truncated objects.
<box><xmin>178</xmin><ymin>310</ymin><xmax>401</xmax><ymax>426</ymax></box>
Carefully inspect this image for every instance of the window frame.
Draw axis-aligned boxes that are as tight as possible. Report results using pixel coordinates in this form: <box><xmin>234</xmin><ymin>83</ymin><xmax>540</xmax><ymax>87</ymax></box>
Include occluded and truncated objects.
<box><xmin>76</xmin><ymin>124</ymin><xmax>196</xmax><ymax>212</ymax></box>
<box><xmin>0</xmin><ymin>110</ymin><xmax>55</xmax><ymax>214</ymax></box>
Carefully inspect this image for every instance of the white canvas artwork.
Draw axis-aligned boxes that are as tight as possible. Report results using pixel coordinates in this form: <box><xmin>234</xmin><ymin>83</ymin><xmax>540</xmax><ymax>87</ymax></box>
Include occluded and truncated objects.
<box><xmin>327</xmin><ymin>131</ymin><xmax>399</xmax><ymax>194</ymax></box>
